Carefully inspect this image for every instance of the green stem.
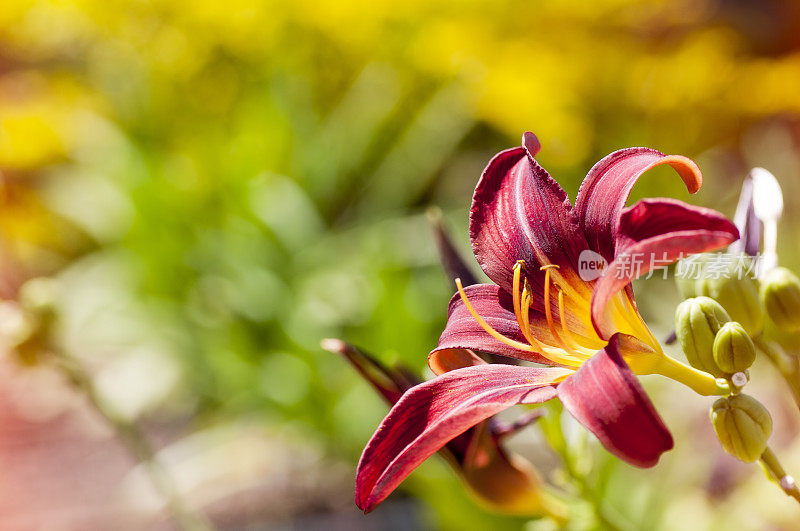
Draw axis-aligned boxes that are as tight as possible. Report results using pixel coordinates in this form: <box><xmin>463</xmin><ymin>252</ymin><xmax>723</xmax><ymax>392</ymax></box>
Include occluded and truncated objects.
<box><xmin>540</xmin><ymin>404</ymin><xmax>634</xmax><ymax>531</ymax></box>
<box><xmin>652</xmin><ymin>355</ymin><xmax>729</xmax><ymax>396</ymax></box>
<box><xmin>54</xmin><ymin>353</ymin><xmax>212</xmax><ymax>531</ymax></box>
<box><xmin>760</xmin><ymin>446</ymin><xmax>800</xmax><ymax>504</ymax></box>
<box><xmin>754</xmin><ymin>338</ymin><xmax>800</xmax><ymax>411</ymax></box>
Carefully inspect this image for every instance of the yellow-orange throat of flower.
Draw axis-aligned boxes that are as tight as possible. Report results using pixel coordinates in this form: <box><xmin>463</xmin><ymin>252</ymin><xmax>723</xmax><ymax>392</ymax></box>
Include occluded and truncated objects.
<box><xmin>455</xmin><ymin>261</ymin><xmax>660</xmax><ymax>370</ymax></box>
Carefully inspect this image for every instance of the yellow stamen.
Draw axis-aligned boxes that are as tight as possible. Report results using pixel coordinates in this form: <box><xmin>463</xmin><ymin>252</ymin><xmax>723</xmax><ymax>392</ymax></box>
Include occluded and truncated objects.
<box><xmin>514</xmin><ymin>261</ymin><xmax>582</xmax><ymax>359</ymax></box>
<box><xmin>456</xmin><ymin>277</ymin><xmax>581</xmax><ymax>367</ymax></box>
<box><xmin>521</xmin><ymin>282</ymin><xmax>582</xmax><ymax>366</ymax></box>
<box><xmin>455</xmin><ymin>278</ymin><xmax>539</xmax><ymax>353</ymax></box>
<box><xmin>513</xmin><ymin>261</ymin><xmax>551</xmax><ymax>352</ymax></box>
<box><xmin>558</xmin><ymin>289</ymin><xmax>582</xmax><ymax>350</ymax></box>
<box><xmin>519</xmin><ymin>281</ymin><xmax>546</xmax><ymax>351</ymax></box>
<box><xmin>540</xmin><ymin>265</ymin><xmax>565</xmax><ymax>345</ymax></box>
<box><xmin>512</xmin><ymin>260</ymin><xmax>526</xmax><ymax>330</ymax></box>
<box><xmin>540</xmin><ymin>265</ymin><xmax>583</xmax><ymax>357</ymax></box>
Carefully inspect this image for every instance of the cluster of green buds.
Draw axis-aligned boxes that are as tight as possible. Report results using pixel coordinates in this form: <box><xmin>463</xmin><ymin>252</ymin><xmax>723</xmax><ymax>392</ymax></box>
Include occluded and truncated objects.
<box><xmin>675</xmin><ymin>289</ymin><xmax>773</xmax><ymax>463</ymax></box>
<box><xmin>672</xmin><ymin>168</ymin><xmax>800</xmax><ymax>485</ymax></box>
<box><xmin>675</xmin><ymin>296</ymin><xmax>754</xmax><ymax>384</ymax></box>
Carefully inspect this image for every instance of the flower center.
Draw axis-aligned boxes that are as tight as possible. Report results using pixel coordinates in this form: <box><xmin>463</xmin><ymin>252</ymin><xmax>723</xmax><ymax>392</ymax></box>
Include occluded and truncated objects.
<box><xmin>455</xmin><ymin>261</ymin><xmax>603</xmax><ymax>368</ymax></box>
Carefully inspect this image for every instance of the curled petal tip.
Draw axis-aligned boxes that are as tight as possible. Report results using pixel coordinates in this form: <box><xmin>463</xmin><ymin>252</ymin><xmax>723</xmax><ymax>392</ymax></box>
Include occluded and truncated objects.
<box><xmin>657</xmin><ymin>155</ymin><xmax>703</xmax><ymax>194</ymax></box>
<box><xmin>522</xmin><ymin>131</ymin><xmax>541</xmax><ymax>157</ymax></box>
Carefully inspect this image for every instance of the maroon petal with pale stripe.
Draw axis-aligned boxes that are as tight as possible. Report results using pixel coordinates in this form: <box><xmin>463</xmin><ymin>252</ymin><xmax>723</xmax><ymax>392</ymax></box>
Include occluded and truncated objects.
<box><xmin>557</xmin><ymin>334</ymin><xmax>673</xmax><ymax>467</ymax></box>
<box><xmin>590</xmin><ymin>199</ymin><xmax>738</xmax><ymax>337</ymax></box>
<box><xmin>355</xmin><ymin>364</ymin><xmax>569</xmax><ymax>512</ymax></box>
<box><xmin>575</xmin><ymin>148</ymin><xmax>703</xmax><ymax>262</ymax></box>
<box><xmin>469</xmin><ymin>136</ymin><xmax>591</xmax><ymax>299</ymax></box>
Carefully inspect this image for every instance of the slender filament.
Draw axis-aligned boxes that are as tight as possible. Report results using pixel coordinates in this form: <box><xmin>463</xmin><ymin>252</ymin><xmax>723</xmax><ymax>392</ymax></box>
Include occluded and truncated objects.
<box><xmin>558</xmin><ymin>290</ymin><xmax>582</xmax><ymax>350</ymax></box>
<box><xmin>540</xmin><ymin>265</ymin><xmax>581</xmax><ymax>357</ymax></box>
<box><xmin>455</xmin><ymin>278</ymin><xmax>539</xmax><ymax>353</ymax></box>
<box><xmin>456</xmin><ymin>277</ymin><xmax>582</xmax><ymax>367</ymax></box>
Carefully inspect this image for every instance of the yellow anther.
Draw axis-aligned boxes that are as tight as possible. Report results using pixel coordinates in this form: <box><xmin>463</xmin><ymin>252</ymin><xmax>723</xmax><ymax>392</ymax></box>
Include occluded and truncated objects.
<box><xmin>455</xmin><ymin>278</ymin><xmax>539</xmax><ymax>353</ymax></box>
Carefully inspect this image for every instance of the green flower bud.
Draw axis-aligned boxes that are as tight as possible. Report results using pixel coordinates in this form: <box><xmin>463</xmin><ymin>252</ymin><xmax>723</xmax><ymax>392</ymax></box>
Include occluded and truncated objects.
<box><xmin>675</xmin><ymin>296</ymin><xmax>731</xmax><ymax>377</ymax></box>
<box><xmin>697</xmin><ymin>255</ymin><xmax>763</xmax><ymax>336</ymax></box>
<box><xmin>712</xmin><ymin>322</ymin><xmax>756</xmax><ymax>373</ymax></box>
<box><xmin>761</xmin><ymin>267</ymin><xmax>800</xmax><ymax>333</ymax></box>
<box><xmin>710</xmin><ymin>394</ymin><xmax>772</xmax><ymax>463</ymax></box>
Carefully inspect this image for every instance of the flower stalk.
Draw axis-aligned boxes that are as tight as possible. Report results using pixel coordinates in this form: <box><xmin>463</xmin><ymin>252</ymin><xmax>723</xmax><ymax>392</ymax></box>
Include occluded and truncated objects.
<box><xmin>11</xmin><ymin>279</ymin><xmax>210</xmax><ymax>530</ymax></box>
<box><xmin>753</xmin><ymin>337</ymin><xmax>800</xmax><ymax>411</ymax></box>
<box><xmin>538</xmin><ymin>402</ymin><xmax>634</xmax><ymax>531</ymax></box>
<box><xmin>53</xmin><ymin>351</ymin><xmax>212</xmax><ymax>531</ymax></box>
<box><xmin>760</xmin><ymin>446</ymin><xmax>800</xmax><ymax>504</ymax></box>
<box><xmin>650</xmin><ymin>354</ymin><xmax>729</xmax><ymax>396</ymax></box>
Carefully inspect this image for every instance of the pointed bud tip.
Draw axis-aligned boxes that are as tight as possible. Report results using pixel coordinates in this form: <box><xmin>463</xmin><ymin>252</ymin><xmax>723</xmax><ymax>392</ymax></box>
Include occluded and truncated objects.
<box><xmin>522</xmin><ymin>131</ymin><xmax>541</xmax><ymax>157</ymax></box>
<box><xmin>425</xmin><ymin>205</ymin><xmax>443</xmax><ymax>223</ymax></box>
<box><xmin>320</xmin><ymin>338</ymin><xmax>346</xmax><ymax>354</ymax></box>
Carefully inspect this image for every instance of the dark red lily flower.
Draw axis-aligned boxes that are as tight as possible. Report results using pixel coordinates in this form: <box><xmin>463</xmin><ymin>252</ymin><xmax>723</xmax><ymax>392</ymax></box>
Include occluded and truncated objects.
<box><xmin>354</xmin><ymin>133</ymin><xmax>739</xmax><ymax>513</ymax></box>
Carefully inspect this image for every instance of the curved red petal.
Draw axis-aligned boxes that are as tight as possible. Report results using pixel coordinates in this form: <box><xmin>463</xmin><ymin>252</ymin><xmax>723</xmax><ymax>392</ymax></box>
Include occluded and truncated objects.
<box><xmin>616</xmin><ymin>198</ymin><xmax>739</xmax><ymax>250</ymax></box>
<box><xmin>557</xmin><ymin>334</ymin><xmax>674</xmax><ymax>467</ymax></box>
<box><xmin>355</xmin><ymin>364</ymin><xmax>567</xmax><ymax>512</ymax></box>
<box><xmin>590</xmin><ymin>199</ymin><xmax>738</xmax><ymax>337</ymax></box>
<box><xmin>469</xmin><ymin>140</ymin><xmax>591</xmax><ymax>299</ymax></box>
<box><xmin>575</xmin><ymin>148</ymin><xmax>703</xmax><ymax>261</ymax></box>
